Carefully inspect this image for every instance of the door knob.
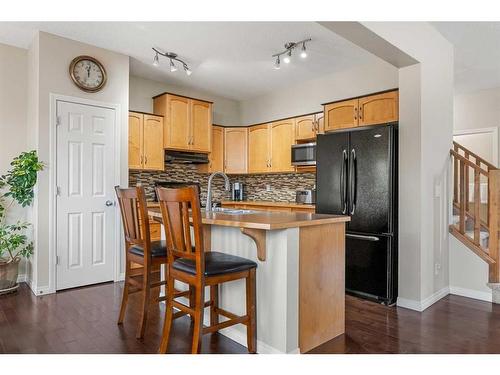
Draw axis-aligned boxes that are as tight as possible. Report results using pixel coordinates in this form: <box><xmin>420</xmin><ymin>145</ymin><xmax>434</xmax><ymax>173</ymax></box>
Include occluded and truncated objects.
<box><xmin>105</xmin><ymin>200</ymin><xmax>114</xmax><ymax>207</ymax></box>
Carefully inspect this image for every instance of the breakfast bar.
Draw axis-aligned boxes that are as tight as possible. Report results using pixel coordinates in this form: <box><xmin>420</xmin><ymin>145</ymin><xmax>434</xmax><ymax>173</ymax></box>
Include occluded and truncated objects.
<box><xmin>149</xmin><ymin>207</ymin><xmax>349</xmax><ymax>353</ymax></box>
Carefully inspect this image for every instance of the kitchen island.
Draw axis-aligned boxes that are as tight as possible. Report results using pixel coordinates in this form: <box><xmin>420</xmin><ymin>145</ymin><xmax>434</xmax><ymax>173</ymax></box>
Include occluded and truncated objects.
<box><xmin>148</xmin><ymin>208</ymin><xmax>349</xmax><ymax>354</ymax></box>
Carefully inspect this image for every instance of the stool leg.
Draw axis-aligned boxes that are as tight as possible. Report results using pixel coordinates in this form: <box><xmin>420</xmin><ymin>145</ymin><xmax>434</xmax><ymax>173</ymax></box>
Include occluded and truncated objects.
<box><xmin>189</xmin><ymin>285</ymin><xmax>195</xmax><ymax>322</ymax></box>
<box><xmin>246</xmin><ymin>268</ymin><xmax>257</xmax><ymax>353</ymax></box>
<box><xmin>136</xmin><ymin>265</ymin><xmax>151</xmax><ymax>339</ymax></box>
<box><xmin>210</xmin><ymin>285</ymin><xmax>219</xmax><ymax>326</ymax></box>
<box><xmin>159</xmin><ymin>274</ymin><xmax>175</xmax><ymax>354</ymax></box>
<box><xmin>191</xmin><ymin>284</ymin><xmax>205</xmax><ymax>354</ymax></box>
<box><xmin>117</xmin><ymin>259</ymin><xmax>131</xmax><ymax>324</ymax></box>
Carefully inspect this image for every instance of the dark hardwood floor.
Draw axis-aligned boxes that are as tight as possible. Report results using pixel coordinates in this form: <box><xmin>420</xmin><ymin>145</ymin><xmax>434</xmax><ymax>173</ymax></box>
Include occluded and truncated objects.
<box><xmin>1</xmin><ymin>282</ymin><xmax>500</xmax><ymax>354</ymax></box>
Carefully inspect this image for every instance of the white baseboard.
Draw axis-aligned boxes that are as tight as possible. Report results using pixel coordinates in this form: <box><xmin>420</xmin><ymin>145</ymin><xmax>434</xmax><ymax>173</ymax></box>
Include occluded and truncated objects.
<box><xmin>450</xmin><ymin>286</ymin><xmax>492</xmax><ymax>302</ymax></box>
<box><xmin>17</xmin><ymin>273</ymin><xmax>27</xmax><ymax>283</ymax></box>
<box><xmin>397</xmin><ymin>287</ymin><xmax>450</xmax><ymax>312</ymax></box>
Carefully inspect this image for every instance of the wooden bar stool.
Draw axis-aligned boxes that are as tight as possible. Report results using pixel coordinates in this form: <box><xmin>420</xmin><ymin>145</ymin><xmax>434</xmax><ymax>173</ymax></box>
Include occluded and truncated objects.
<box><xmin>156</xmin><ymin>185</ymin><xmax>257</xmax><ymax>354</ymax></box>
<box><xmin>115</xmin><ymin>186</ymin><xmax>171</xmax><ymax>339</ymax></box>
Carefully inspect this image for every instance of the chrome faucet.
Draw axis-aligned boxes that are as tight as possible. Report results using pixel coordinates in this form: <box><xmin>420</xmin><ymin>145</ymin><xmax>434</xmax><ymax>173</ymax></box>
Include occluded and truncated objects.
<box><xmin>205</xmin><ymin>171</ymin><xmax>230</xmax><ymax>211</ymax></box>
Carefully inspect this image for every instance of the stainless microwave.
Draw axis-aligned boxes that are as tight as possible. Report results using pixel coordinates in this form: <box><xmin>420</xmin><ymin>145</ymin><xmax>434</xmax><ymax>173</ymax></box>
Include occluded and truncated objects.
<box><xmin>291</xmin><ymin>142</ymin><xmax>316</xmax><ymax>166</ymax></box>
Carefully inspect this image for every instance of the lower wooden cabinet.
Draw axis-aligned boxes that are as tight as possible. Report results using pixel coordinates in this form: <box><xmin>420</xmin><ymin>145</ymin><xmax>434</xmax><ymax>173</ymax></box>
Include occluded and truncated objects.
<box><xmin>128</xmin><ymin>112</ymin><xmax>164</xmax><ymax>171</ymax></box>
<box><xmin>222</xmin><ymin>201</ymin><xmax>315</xmax><ymax>213</ymax></box>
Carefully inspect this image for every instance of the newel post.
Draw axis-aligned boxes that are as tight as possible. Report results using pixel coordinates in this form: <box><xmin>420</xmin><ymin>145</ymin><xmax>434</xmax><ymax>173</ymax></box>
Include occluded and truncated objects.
<box><xmin>487</xmin><ymin>170</ymin><xmax>500</xmax><ymax>302</ymax></box>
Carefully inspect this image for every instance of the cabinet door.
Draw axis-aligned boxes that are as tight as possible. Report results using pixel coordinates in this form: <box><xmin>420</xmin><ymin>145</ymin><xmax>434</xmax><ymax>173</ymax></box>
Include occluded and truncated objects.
<box><xmin>191</xmin><ymin>100</ymin><xmax>211</xmax><ymax>152</ymax></box>
<box><xmin>271</xmin><ymin>119</ymin><xmax>295</xmax><ymax>172</ymax></box>
<box><xmin>248</xmin><ymin>124</ymin><xmax>270</xmax><ymax>173</ymax></box>
<box><xmin>225</xmin><ymin>127</ymin><xmax>248</xmax><ymax>174</ymax></box>
<box><xmin>128</xmin><ymin>112</ymin><xmax>143</xmax><ymax>169</ymax></box>
<box><xmin>166</xmin><ymin>95</ymin><xmax>190</xmax><ymax>150</ymax></box>
<box><xmin>143</xmin><ymin>115</ymin><xmax>164</xmax><ymax>171</ymax></box>
<box><xmin>315</xmin><ymin>112</ymin><xmax>324</xmax><ymax>134</ymax></box>
<box><xmin>295</xmin><ymin>115</ymin><xmax>316</xmax><ymax>141</ymax></box>
<box><xmin>324</xmin><ymin>99</ymin><xmax>358</xmax><ymax>131</ymax></box>
<box><xmin>210</xmin><ymin>126</ymin><xmax>224</xmax><ymax>172</ymax></box>
<box><xmin>358</xmin><ymin>91</ymin><xmax>399</xmax><ymax>126</ymax></box>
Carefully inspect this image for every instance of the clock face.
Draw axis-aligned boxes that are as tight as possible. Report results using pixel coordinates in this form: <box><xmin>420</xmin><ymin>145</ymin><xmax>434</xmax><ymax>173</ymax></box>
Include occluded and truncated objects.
<box><xmin>69</xmin><ymin>56</ymin><xmax>106</xmax><ymax>92</ymax></box>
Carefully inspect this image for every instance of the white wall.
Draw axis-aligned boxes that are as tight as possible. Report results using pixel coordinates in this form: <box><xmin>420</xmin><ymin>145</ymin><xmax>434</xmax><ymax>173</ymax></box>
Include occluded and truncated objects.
<box><xmin>0</xmin><ymin>43</ymin><xmax>29</xmax><ymax>276</ymax></box>
<box><xmin>129</xmin><ymin>75</ymin><xmax>240</xmax><ymax>126</ymax></box>
<box><xmin>239</xmin><ymin>61</ymin><xmax>398</xmax><ymax>125</ymax></box>
<box><xmin>449</xmin><ymin>87</ymin><xmax>500</xmax><ymax>301</ymax></box>
<box><xmin>358</xmin><ymin>22</ymin><xmax>454</xmax><ymax>309</ymax></box>
<box><xmin>28</xmin><ymin>31</ymin><xmax>130</xmax><ymax>293</ymax></box>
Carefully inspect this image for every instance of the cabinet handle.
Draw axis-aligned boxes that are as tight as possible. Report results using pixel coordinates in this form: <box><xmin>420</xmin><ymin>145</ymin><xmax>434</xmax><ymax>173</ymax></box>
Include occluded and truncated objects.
<box><xmin>354</xmin><ymin>107</ymin><xmax>358</xmax><ymax>120</ymax></box>
<box><xmin>140</xmin><ymin>155</ymin><xmax>143</xmax><ymax>164</ymax></box>
<box><xmin>359</xmin><ymin>106</ymin><xmax>363</xmax><ymax>120</ymax></box>
<box><xmin>144</xmin><ymin>155</ymin><xmax>147</xmax><ymax>164</ymax></box>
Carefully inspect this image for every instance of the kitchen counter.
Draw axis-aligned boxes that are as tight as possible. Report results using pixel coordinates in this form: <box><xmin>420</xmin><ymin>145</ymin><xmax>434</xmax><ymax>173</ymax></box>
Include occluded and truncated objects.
<box><xmin>148</xmin><ymin>207</ymin><xmax>345</xmax><ymax>230</ymax></box>
<box><xmin>221</xmin><ymin>200</ymin><xmax>315</xmax><ymax>210</ymax></box>
<box><xmin>149</xmin><ymin>207</ymin><xmax>348</xmax><ymax>354</ymax></box>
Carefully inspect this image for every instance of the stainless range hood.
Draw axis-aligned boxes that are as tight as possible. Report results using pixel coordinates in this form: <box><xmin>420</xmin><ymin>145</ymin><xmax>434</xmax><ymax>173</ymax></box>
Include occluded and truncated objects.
<box><xmin>165</xmin><ymin>150</ymin><xmax>209</xmax><ymax>164</ymax></box>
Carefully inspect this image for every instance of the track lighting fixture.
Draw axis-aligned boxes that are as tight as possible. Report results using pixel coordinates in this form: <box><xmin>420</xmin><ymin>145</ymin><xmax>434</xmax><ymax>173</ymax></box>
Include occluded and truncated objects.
<box><xmin>272</xmin><ymin>38</ymin><xmax>311</xmax><ymax>69</ymax></box>
<box><xmin>152</xmin><ymin>48</ymin><xmax>192</xmax><ymax>76</ymax></box>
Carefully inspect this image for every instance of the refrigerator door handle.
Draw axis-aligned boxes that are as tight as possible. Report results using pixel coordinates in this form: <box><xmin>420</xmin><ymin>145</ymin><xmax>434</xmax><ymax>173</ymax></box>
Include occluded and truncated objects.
<box><xmin>350</xmin><ymin>148</ymin><xmax>357</xmax><ymax>215</ymax></box>
<box><xmin>340</xmin><ymin>149</ymin><xmax>348</xmax><ymax>214</ymax></box>
<box><xmin>346</xmin><ymin>233</ymin><xmax>379</xmax><ymax>242</ymax></box>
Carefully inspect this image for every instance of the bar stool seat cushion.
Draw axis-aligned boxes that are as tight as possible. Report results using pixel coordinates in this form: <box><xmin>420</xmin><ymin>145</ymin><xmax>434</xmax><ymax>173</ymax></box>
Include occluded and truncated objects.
<box><xmin>130</xmin><ymin>240</ymin><xmax>167</xmax><ymax>257</ymax></box>
<box><xmin>173</xmin><ymin>251</ymin><xmax>257</xmax><ymax>276</ymax></box>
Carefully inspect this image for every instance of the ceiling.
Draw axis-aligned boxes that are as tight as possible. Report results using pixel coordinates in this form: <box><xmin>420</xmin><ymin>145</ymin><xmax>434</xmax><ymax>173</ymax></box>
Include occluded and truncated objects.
<box><xmin>0</xmin><ymin>22</ymin><xmax>383</xmax><ymax>101</ymax></box>
<box><xmin>433</xmin><ymin>22</ymin><xmax>500</xmax><ymax>94</ymax></box>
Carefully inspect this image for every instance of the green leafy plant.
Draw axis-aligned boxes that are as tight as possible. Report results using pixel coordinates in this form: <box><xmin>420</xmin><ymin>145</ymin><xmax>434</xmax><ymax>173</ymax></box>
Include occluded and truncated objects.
<box><xmin>0</xmin><ymin>151</ymin><xmax>44</xmax><ymax>263</ymax></box>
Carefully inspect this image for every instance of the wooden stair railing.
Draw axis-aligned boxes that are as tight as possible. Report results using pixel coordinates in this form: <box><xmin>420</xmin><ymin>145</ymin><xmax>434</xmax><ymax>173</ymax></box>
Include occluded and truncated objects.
<box><xmin>450</xmin><ymin>141</ymin><xmax>500</xmax><ymax>283</ymax></box>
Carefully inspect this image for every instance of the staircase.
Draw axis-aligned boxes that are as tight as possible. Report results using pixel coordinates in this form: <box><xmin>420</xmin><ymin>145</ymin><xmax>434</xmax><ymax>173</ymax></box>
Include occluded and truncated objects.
<box><xmin>450</xmin><ymin>141</ymin><xmax>500</xmax><ymax>283</ymax></box>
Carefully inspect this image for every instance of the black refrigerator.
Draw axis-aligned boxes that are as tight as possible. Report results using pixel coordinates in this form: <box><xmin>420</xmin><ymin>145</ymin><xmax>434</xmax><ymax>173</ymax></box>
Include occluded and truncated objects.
<box><xmin>316</xmin><ymin>124</ymin><xmax>398</xmax><ymax>305</ymax></box>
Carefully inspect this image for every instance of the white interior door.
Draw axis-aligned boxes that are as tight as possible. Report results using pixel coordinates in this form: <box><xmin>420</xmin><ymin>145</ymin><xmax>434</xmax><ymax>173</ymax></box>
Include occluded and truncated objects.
<box><xmin>56</xmin><ymin>100</ymin><xmax>116</xmax><ymax>290</ymax></box>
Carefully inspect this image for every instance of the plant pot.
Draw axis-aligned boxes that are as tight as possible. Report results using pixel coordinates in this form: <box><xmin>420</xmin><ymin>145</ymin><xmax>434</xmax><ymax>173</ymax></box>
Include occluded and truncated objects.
<box><xmin>0</xmin><ymin>257</ymin><xmax>20</xmax><ymax>292</ymax></box>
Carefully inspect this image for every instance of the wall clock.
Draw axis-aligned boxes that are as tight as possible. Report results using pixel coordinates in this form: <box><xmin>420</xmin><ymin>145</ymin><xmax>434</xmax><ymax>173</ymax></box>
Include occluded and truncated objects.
<box><xmin>69</xmin><ymin>55</ymin><xmax>107</xmax><ymax>92</ymax></box>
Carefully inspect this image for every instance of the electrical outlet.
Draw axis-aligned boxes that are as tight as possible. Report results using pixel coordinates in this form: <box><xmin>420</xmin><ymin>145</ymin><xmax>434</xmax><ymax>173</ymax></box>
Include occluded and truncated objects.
<box><xmin>434</xmin><ymin>262</ymin><xmax>441</xmax><ymax>275</ymax></box>
<box><xmin>266</xmin><ymin>184</ymin><xmax>271</xmax><ymax>192</ymax></box>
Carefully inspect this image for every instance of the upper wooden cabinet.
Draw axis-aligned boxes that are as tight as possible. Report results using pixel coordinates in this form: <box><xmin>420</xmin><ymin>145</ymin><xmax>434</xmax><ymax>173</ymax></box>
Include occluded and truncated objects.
<box><xmin>225</xmin><ymin>127</ymin><xmax>248</xmax><ymax>174</ymax></box>
<box><xmin>191</xmin><ymin>100</ymin><xmax>211</xmax><ymax>152</ymax></box>
<box><xmin>248</xmin><ymin>120</ymin><xmax>295</xmax><ymax>173</ymax></box>
<box><xmin>128</xmin><ymin>112</ymin><xmax>164</xmax><ymax>171</ymax></box>
<box><xmin>358</xmin><ymin>91</ymin><xmax>399</xmax><ymax>126</ymax></box>
<box><xmin>295</xmin><ymin>112</ymin><xmax>324</xmax><ymax>141</ymax></box>
<box><xmin>323</xmin><ymin>90</ymin><xmax>398</xmax><ymax>131</ymax></box>
<box><xmin>248</xmin><ymin>124</ymin><xmax>271</xmax><ymax>173</ymax></box>
<box><xmin>198</xmin><ymin>125</ymin><xmax>224</xmax><ymax>173</ymax></box>
<box><xmin>270</xmin><ymin>119</ymin><xmax>295</xmax><ymax>172</ymax></box>
<box><xmin>324</xmin><ymin>99</ymin><xmax>359</xmax><ymax>132</ymax></box>
<box><xmin>153</xmin><ymin>93</ymin><xmax>212</xmax><ymax>153</ymax></box>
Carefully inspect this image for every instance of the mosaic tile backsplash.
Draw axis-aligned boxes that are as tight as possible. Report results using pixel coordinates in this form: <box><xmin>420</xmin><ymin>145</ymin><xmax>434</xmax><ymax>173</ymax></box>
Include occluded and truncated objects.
<box><xmin>129</xmin><ymin>163</ymin><xmax>316</xmax><ymax>205</ymax></box>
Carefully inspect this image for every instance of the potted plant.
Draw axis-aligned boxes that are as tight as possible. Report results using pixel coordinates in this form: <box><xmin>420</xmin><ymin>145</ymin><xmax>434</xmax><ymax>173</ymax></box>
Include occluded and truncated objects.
<box><xmin>0</xmin><ymin>151</ymin><xmax>43</xmax><ymax>294</ymax></box>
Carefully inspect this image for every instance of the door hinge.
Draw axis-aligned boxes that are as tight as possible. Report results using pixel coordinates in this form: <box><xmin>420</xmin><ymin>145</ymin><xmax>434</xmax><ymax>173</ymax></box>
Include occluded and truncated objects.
<box><xmin>56</xmin><ymin>186</ymin><xmax>61</xmax><ymax>196</ymax></box>
<box><xmin>56</xmin><ymin>116</ymin><xmax>62</xmax><ymax>126</ymax></box>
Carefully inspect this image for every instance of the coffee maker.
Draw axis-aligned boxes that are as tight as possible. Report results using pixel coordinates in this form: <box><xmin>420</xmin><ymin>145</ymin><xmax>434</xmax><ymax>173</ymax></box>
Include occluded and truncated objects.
<box><xmin>231</xmin><ymin>182</ymin><xmax>245</xmax><ymax>201</ymax></box>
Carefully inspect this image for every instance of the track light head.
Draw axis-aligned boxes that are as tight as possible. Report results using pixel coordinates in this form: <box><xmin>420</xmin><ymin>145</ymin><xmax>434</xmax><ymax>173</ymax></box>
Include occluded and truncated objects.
<box><xmin>300</xmin><ymin>42</ymin><xmax>307</xmax><ymax>58</ymax></box>
<box><xmin>153</xmin><ymin>52</ymin><xmax>159</xmax><ymax>67</ymax></box>
<box><xmin>170</xmin><ymin>59</ymin><xmax>178</xmax><ymax>72</ymax></box>
<box><xmin>184</xmin><ymin>65</ymin><xmax>192</xmax><ymax>76</ymax></box>
<box><xmin>283</xmin><ymin>50</ymin><xmax>291</xmax><ymax>64</ymax></box>
<box><xmin>274</xmin><ymin>56</ymin><xmax>281</xmax><ymax>70</ymax></box>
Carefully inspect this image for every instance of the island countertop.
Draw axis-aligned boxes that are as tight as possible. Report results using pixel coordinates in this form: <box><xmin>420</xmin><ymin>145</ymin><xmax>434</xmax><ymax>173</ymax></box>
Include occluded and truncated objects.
<box><xmin>147</xmin><ymin>207</ymin><xmax>349</xmax><ymax>230</ymax></box>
